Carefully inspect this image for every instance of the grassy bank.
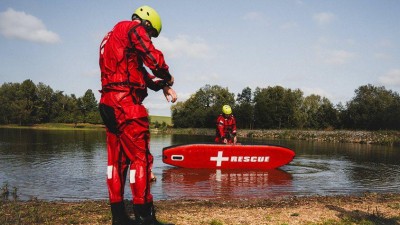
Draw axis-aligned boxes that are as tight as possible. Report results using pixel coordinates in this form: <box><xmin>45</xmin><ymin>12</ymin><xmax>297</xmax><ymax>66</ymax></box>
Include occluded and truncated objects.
<box><xmin>0</xmin><ymin>123</ymin><xmax>105</xmax><ymax>131</ymax></box>
<box><xmin>1</xmin><ymin>193</ymin><xmax>399</xmax><ymax>225</ymax></box>
<box><xmin>169</xmin><ymin>128</ymin><xmax>400</xmax><ymax>146</ymax></box>
<box><xmin>0</xmin><ymin>116</ymin><xmax>170</xmax><ymax>131</ymax></box>
<box><xmin>1</xmin><ymin>123</ymin><xmax>400</xmax><ymax>146</ymax></box>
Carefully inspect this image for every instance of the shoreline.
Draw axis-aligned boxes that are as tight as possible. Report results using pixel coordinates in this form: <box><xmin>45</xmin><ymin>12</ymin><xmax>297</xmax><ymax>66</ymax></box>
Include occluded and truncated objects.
<box><xmin>166</xmin><ymin>128</ymin><xmax>400</xmax><ymax>146</ymax></box>
<box><xmin>1</xmin><ymin>124</ymin><xmax>400</xmax><ymax>146</ymax></box>
<box><xmin>1</xmin><ymin>125</ymin><xmax>399</xmax><ymax>224</ymax></box>
<box><xmin>1</xmin><ymin>192</ymin><xmax>399</xmax><ymax>225</ymax></box>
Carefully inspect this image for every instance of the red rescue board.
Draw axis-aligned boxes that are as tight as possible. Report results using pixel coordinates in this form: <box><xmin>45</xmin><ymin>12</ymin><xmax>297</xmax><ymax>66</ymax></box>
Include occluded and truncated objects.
<box><xmin>162</xmin><ymin>144</ymin><xmax>295</xmax><ymax>169</ymax></box>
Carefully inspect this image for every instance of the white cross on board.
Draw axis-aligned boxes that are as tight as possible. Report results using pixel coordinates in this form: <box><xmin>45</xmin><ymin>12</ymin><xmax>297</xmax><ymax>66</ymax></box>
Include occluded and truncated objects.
<box><xmin>210</xmin><ymin>151</ymin><xmax>229</xmax><ymax>167</ymax></box>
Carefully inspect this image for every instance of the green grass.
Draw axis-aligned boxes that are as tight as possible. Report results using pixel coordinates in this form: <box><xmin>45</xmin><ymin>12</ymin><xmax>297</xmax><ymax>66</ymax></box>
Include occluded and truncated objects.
<box><xmin>1</xmin><ymin>195</ymin><xmax>400</xmax><ymax>225</ymax></box>
<box><xmin>150</xmin><ymin>115</ymin><xmax>172</xmax><ymax>126</ymax></box>
<box><xmin>0</xmin><ymin>123</ymin><xmax>105</xmax><ymax>130</ymax></box>
<box><xmin>0</xmin><ymin>115</ymin><xmax>173</xmax><ymax>130</ymax></box>
<box><xmin>210</xmin><ymin>219</ymin><xmax>224</xmax><ymax>225</ymax></box>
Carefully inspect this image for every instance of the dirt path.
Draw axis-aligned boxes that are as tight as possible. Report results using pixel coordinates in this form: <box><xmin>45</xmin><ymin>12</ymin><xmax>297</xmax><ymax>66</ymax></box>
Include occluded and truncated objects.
<box><xmin>154</xmin><ymin>193</ymin><xmax>400</xmax><ymax>225</ymax></box>
<box><xmin>1</xmin><ymin>193</ymin><xmax>399</xmax><ymax>224</ymax></box>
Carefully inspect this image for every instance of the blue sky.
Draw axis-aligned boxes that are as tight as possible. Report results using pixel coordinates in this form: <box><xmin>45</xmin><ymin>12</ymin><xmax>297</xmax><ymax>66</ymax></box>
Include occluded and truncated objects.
<box><xmin>1</xmin><ymin>1</ymin><xmax>399</xmax><ymax>116</ymax></box>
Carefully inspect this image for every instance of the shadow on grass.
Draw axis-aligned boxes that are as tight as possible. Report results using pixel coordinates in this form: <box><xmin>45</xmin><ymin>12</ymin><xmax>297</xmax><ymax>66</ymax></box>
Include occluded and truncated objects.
<box><xmin>326</xmin><ymin>205</ymin><xmax>399</xmax><ymax>225</ymax></box>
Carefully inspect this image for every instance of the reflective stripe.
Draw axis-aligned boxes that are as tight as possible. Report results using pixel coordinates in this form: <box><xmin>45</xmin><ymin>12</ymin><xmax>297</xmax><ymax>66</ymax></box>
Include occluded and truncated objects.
<box><xmin>129</xmin><ymin>24</ymin><xmax>159</xmax><ymax>69</ymax></box>
<box><xmin>130</xmin><ymin>169</ymin><xmax>136</xmax><ymax>184</ymax></box>
<box><xmin>107</xmin><ymin>166</ymin><xmax>113</xmax><ymax>179</ymax></box>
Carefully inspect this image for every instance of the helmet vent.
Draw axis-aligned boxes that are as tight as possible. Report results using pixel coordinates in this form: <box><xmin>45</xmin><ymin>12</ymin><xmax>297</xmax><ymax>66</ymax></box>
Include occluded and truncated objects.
<box><xmin>147</xmin><ymin>12</ymin><xmax>150</xmax><ymax>16</ymax></box>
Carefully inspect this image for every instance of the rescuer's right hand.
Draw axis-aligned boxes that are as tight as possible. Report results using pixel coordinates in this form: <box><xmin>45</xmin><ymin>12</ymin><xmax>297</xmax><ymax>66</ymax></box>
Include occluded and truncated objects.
<box><xmin>167</xmin><ymin>75</ymin><xmax>174</xmax><ymax>86</ymax></box>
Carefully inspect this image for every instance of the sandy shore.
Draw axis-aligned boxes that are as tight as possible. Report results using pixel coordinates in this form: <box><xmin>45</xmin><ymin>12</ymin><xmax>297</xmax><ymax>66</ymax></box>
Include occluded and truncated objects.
<box><xmin>155</xmin><ymin>193</ymin><xmax>400</xmax><ymax>225</ymax></box>
<box><xmin>1</xmin><ymin>193</ymin><xmax>399</xmax><ymax>225</ymax></box>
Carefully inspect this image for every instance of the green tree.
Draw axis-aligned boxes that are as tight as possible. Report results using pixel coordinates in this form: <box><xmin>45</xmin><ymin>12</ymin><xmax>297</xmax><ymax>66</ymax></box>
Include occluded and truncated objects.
<box><xmin>300</xmin><ymin>94</ymin><xmax>319</xmax><ymax>128</ymax></box>
<box><xmin>317</xmin><ymin>97</ymin><xmax>338</xmax><ymax>129</ymax></box>
<box><xmin>0</xmin><ymin>82</ymin><xmax>19</xmax><ymax>124</ymax></box>
<box><xmin>14</xmin><ymin>79</ymin><xmax>38</xmax><ymax>125</ymax></box>
<box><xmin>48</xmin><ymin>91</ymin><xmax>82</xmax><ymax>123</ymax></box>
<box><xmin>64</xmin><ymin>94</ymin><xmax>81</xmax><ymax>124</ymax></box>
<box><xmin>301</xmin><ymin>94</ymin><xmax>338</xmax><ymax>129</ymax></box>
<box><xmin>253</xmin><ymin>86</ymin><xmax>303</xmax><ymax>129</ymax></box>
<box><xmin>81</xmin><ymin>89</ymin><xmax>98</xmax><ymax>112</ymax></box>
<box><xmin>0</xmin><ymin>80</ymin><xmax>101</xmax><ymax>125</ymax></box>
<box><xmin>36</xmin><ymin>82</ymin><xmax>55</xmax><ymax>123</ymax></box>
<box><xmin>172</xmin><ymin>85</ymin><xmax>235</xmax><ymax>128</ymax></box>
<box><xmin>78</xmin><ymin>89</ymin><xmax>100</xmax><ymax>123</ymax></box>
<box><xmin>344</xmin><ymin>84</ymin><xmax>400</xmax><ymax>130</ymax></box>
<box><xmin>171</xmin><ymin>102</ymin><xmax>190</xmax><ymax>127</ymax></box>
<box><xmin>235</xmin><ymin>87</ymin><xmax>254</xmax><ymax>129</ymax></box>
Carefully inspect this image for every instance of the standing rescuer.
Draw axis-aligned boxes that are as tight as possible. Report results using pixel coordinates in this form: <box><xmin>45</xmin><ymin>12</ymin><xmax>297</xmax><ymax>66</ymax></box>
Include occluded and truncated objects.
<box><xmin>99</xmin><ymin>5</ymin><xmax>176</xmax><ymax>225</ymax></box>
<box><xmin>215</xmin><ymin>105</ymin><xmax>238</xmax><ymax>144</ymax></box>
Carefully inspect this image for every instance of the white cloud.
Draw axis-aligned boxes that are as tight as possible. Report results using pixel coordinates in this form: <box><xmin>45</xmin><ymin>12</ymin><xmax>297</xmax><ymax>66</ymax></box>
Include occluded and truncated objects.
<box><xmin>82</xmin><ymin>68</ymin><xmax>99</xmax><ymax>77</ymax></box>
<box><xmin>242</xmin><ymin>12</ymin><xmax>265</xmax><ymax>21</ymax></box>
<box><xmin>184</xmin><ymin>72</ymin><xmax>220</xmax><ymax>83</ymax></box>
<box><xmin>379</xmin><ymin>69</ymin><xmax>400</xmax><ymax>86</ymax></box>
<box><xmin>326</xmin><ymin>50</ymin><xmax>355</xmax><ymax>65</ymax></box>
<box><xmin>313</xmin><ymin>12</ymin><xmax>335</xmax><ymax>26</ymax></box>
<box><xmin>144</xmin><ymin>102</ymin><xmax>172</xmax><ymax>110</ymax></box>
<box><xmin>302</xmin><ymin>87</ymin><xmax>333</xmax><ymax>99</ymax></box>
<box><xmin>154</xmin><ymin>35</ymin><xmax>213</xmax><ymax>59</ymax></box>
<box><xmin>319</xmin><ymin>49</ymin><xmax>356</xmax><ymax>65</ymax></box>
<box><xmin>0</xmin><ymin>8</ymin><xmax>60</xmax><ymax>44</ymax></box>
<box><xmin>374</xmin><ymin>52</ymin><xmax>391</xmax><ymax>60</ymax></box>
<box><xmin>176</xmin><ymin>92</ymin><xmax>193</xmax><ymax>102</ymax></box>
<box><xmin>280</xmin><ymin>21</ymin><xmax>298</xmax><ymax>30</ymax></box>
<box><xmin>377</xmin><ymin>39</ymin><xmax>393</xmax><ymax>48</ymax></box>
<box><xmin>295</xmin><ymin>0</ymin><xmax>304</xmax><ymax>5</ymax></box>
<box><xmin>146</xmin><ymin>91</ymin><xmax>192</xmax><ymax>104</ymax></box>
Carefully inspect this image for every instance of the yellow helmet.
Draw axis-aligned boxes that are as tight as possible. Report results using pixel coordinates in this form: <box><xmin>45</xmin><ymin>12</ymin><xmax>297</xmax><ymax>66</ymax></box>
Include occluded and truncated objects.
<box><xmin>222</xmin><ymin>105</ymin><xmax>232</xmax><ymax>115</ymax></box>
<box><xmin>132</xmin><ymin>5</ymin><xmax>162</xmax><ymax>37</ymax></box>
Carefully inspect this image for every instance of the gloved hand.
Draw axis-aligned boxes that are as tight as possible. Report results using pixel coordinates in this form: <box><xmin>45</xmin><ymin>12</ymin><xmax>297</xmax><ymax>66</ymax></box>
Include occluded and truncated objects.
<box><xmin>167</xmin><ymin>75</ymin><xmax>174</xmax><ymax>86</ymax></box>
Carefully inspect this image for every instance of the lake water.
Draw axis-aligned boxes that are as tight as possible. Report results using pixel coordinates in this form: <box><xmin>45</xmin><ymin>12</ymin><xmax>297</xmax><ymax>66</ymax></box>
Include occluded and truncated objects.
<box><xmin>0</xmin><ymin>128</ymin><xmax>399</xmax><ymax>201</ymax></box>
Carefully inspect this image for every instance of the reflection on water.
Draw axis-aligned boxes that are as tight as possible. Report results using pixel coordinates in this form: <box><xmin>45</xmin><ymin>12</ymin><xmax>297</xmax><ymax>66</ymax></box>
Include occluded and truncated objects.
<box><xmin>0</xmin><ymin>129</ymin><xmax>107</xmax><ymax>201</ymax></box>
<box><xmin>0</xmin><ymin>129</ymin><xmax>399</xmax><ymax>201</ymax></box>
<box><xmin>161</xmin><ymin>168</ymin><xmax>292</xmax><ymax>199</ymax></box>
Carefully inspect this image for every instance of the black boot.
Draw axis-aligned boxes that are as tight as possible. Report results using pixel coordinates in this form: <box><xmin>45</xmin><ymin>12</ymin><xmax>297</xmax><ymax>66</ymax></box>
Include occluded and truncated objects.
<box><xmin>133</xmin><ymin>203</ymin><xmax>144</xmax><ymax>224</ymax></box>
<box><xmin>111</xmin><ymin>202</ymin><xmax>137</xmax><ymax>225</ymax></box>
<box><xmin>134</xmin><ymin>202</ymin><xmax>174</xmax><ymax>225</ymax></box>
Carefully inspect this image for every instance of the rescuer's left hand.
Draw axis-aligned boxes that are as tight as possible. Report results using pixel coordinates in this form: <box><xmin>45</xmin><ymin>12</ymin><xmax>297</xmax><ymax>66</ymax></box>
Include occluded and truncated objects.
<box><xmin>163</xmin><ymin>86</ymin><xmax>177</xmax><ymax>103</ymax></box>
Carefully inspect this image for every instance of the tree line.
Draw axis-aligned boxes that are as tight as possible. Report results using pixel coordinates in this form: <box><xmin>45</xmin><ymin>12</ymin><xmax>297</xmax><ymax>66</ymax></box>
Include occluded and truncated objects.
<box><xmin>172</xmin><ymin>84</ymin><xmax>400</xmax><ymax>130</ymax></box>
<box><xmin>0</xmin><ymin>79</ymin><xmax>102</xmax><ymax>125</ymax></box>
<box><xmin>1</xmin><ymin>80</ymin><xmax>399</xmax><ymax>130</ymax></box>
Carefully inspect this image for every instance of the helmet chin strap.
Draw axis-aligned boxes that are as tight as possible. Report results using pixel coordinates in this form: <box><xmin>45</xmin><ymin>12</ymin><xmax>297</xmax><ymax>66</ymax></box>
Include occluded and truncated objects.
<box><xmin>142</xmin><ymin>21</ymin><xmax>157</xmax><ymax>37</ymax></box>
<box><xmin>131</xmin><ymin>14</ymin><xmax>140</xmax><ymax>21</ymax></box>
<box><xmin>131</xmin><ymin>15</ymin><xmax>157</xmax><ymax>37</ymax></box>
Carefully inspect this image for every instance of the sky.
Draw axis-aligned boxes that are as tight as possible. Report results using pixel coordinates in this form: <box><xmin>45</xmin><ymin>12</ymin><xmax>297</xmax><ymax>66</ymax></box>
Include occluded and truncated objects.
<box><xmin>0</xmin><ymin>1</ymin><xmax>399</xmax><ymax>116</ymax></box>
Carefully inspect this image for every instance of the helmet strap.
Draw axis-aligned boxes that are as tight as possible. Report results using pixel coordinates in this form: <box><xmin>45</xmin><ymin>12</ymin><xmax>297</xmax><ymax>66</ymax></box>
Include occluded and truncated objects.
<box><xmin>142</xmin><ymin>21</ymin><xmax>157</xmax><ymax>37</ymax></box>
<box><xmin>131</xmin><ymin>14</ymin><xmax>141</xmax><ymax>21</ymax></box>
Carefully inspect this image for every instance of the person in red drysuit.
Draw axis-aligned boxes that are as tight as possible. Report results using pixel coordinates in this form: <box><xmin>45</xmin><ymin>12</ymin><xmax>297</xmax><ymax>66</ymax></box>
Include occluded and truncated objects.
<box><xmin>98</xmin><ymin>5</ymin><xmax>176</xmax><ymax>225</ymax></box>
<box><xmin>215</xmin><ymin>105</ymin><xmax>238</xmax><ymax>144</ymax></box>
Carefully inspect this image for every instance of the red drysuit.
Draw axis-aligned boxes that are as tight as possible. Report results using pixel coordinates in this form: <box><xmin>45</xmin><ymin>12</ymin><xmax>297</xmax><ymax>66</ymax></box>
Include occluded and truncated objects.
<box><xmin>99</xmin><ymin>20</ymin><xmax>172</xmax><ymax>205</ymax></box>
<box><xmin>215</xmin><ymin>114</ymin><xmax>237</xmax><ymax>143</ymax></box>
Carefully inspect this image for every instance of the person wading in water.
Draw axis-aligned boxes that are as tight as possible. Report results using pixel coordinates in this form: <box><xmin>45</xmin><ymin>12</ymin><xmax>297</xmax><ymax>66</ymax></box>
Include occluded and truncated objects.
<box><xmin>215</xmin><ymin>105</ymin><xmax>238</xmax><ymax>144</ymax></box>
